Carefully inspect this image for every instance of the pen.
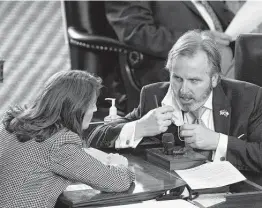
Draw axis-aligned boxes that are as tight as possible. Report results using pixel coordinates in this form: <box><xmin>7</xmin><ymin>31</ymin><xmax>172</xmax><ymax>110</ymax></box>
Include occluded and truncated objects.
<box><xmin>154</xmin><ymin>95</ymin><xmax>159</xmax><ymax>108</ymax></box>
<box><xmin>238</xmin><ymin>134</ymin><xmax>245</xmax><ymax>139</ymax></box>
<box><xmin>89</xmin><ymin>121</ymin><xmax>105</xmax><ymax>125</ymax></box>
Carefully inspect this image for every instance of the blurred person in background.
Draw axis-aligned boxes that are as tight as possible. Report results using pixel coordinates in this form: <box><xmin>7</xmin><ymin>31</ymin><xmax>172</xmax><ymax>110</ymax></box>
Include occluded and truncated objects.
<box><xmin>105</xmin><ymin>1</ymin><xmax>235</xmax><ymax>87</ymax></box>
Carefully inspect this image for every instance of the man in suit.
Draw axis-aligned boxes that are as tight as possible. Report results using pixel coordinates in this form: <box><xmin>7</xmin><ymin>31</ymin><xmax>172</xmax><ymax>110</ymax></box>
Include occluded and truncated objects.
<box><xmin>88</xmin><ymin>30</ymin><xmax>262</xmax><ymax>184</ymax></box>
<box><xmin>105</xmin><ymin>1</ymin><xmax>235</xmax><ymax>87</ymax></box>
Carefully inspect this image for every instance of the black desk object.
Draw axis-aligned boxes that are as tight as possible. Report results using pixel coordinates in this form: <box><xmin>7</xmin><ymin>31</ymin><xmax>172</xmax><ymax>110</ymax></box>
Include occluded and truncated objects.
<box><xmin>209</xmin><ymin>180</ymin><xmax>262</xmax><ymax>208</ymax></box>
<box><xmin>57</xmin><ymin>154</ymin><xmax>186</xmax><ymax>208</ymax></box>
<box><xmin>146</xmin><ymin>147</ymin><xmax>207</xmax><ymax>170</ymax></box>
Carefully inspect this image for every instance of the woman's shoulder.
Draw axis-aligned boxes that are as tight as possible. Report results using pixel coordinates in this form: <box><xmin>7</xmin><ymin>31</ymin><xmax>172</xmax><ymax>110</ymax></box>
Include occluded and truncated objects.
<box><xmin>0</xmin><ymin>122</ymin><xmax>12</xmax><ymax>137</ymax></box>
<box><xmin>50</xmin><ymin>128</ymin><xmax>82</xmax><ymax>148</ymax></box>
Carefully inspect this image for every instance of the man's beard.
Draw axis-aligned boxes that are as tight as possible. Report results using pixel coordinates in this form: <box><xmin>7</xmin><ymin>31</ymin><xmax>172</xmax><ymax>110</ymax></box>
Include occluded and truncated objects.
<box><xmin>179</xmin><ymin>82</ymin><xmax>213</xmax><ymax>112</ymax></box>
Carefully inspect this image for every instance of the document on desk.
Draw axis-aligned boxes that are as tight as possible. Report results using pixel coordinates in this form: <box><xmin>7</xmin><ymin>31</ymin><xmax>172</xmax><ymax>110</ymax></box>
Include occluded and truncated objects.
<box><xmin>225</xmin><ymin>0</ymin><xmax>262</xmax><ymax>40</ymax></box>
<box><xmin>192</xmin><ymin>193</ymin><xmax>229</xmax><ymax>207</ymax></box>
<box><xmin>65</xmin><ymin>183</ymin><xmax>93</xmax><ymax>191</ymax></box>
<box><xmin>83</xmin><ymin>147</ymin><xmax>108</xmax><ymax>164</ymax></box>
<box><xmin>105</xmin><ymin>199</ymin><xmax>198</xmax><ymax>208</ymax></box>
<box><xmin>175</xmin><ymin>161</ymin><xmax>246</xmax><ymax>190</ymax></box>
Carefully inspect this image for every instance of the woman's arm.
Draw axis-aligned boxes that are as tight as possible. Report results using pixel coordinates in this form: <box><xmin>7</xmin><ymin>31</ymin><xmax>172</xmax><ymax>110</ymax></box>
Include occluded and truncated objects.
<box><xmin>50</xmin><ymin>133</ymin><xmax>135</xmax><ymax>192</ymax></box>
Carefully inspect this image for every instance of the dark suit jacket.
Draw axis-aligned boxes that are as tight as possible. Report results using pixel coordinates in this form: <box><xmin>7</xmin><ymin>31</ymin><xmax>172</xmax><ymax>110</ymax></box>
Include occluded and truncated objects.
<box><xmin>105</xmin><ymin>1</ymin><xmax>234</xmax><ymax>85</ymax></box>
<box><xmin>88</xmin><ymin>79</ymin><xmax>262</xmax><ymax>182</ymax></box>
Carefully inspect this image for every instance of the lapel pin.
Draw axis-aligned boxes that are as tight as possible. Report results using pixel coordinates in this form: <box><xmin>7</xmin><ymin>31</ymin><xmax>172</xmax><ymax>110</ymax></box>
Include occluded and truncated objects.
<box><xmin>219</xmin><ymin>109</ymin><xmax>229</xmax><ymax>117</ymax></box>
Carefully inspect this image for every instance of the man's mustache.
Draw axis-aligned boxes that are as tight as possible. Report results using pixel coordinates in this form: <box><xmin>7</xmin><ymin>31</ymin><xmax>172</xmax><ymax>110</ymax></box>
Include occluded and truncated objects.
<box><xmin>179</xmin><ymin>93</ymin><xmax>194</xmax><ymax>99</ymax></box>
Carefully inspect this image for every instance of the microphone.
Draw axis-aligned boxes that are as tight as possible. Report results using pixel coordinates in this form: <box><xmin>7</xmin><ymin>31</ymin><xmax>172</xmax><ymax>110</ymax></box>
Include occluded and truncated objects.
<box><xmin>162</xmin><ymin>133</ymin><xmax>175</xmax><ymax>155</ymax></box>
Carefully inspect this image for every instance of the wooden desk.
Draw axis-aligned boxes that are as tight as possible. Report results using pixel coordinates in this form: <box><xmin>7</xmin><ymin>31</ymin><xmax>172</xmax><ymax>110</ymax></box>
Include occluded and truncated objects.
<box><xmin>57</xmin><ymin>154</ymin><xmax>186</xmax><ymax>208</ymax></box>
<box><xmin>209</xmin><ymin>180</ymin><xmax>262</xmax><ymax>208</ymax></box>
<box><xmin>56</xmin><ymin>152</ymin><xmax>262</xmax><ymax>208</ymax></box>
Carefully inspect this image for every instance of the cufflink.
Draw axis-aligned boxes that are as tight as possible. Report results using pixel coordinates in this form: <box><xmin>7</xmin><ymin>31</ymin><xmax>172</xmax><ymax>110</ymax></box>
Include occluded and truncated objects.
<box><xmin>220</xmin><ymin>157</ymin><xmax>226</xmax><ymax>161</ymax></box>
<box><xmin>126</xmin><ymin>140</ymin><xmax>130</xmax><ymax>145</ymax></box>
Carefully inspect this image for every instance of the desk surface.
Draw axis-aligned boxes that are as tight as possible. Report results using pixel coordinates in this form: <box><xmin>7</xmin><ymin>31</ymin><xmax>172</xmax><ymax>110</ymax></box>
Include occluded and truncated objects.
<box><xmin>58</xmin><ymin>154</ymin><xmax>186</xmax><ymax>207</ymax></box>
<box><xmin>57</xmin><ymin>153</ymin><xmax>262</xmax><ymax>208</ymax></box>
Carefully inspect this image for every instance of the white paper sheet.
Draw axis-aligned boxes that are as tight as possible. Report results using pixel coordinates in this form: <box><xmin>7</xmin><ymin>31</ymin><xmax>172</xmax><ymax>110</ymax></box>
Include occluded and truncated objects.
<box><xmin>193</xmin><ymin>193</ymin><xmax>230</xmax><ymax>207</ymax></box>
<box><xmin>175</xmin><ymin>161</ymin><xmax>246</xmax><ymax>190</ymax></box>
<box><xmin>103</xmin><ymin>199</ymin><xmax>198</xmax><ymax>208</ymax></box>
<box><xmin>65</xmin><ymin>183</ymin><xmax>93</xmax><ymax>191</ymax></box>
<box><xmin>225</xmin><ymin>0</ymin><xmax>262</xmax><ymax>40</ymax></box>
<box><xmin>83</xmin><ymin>147</ymin><xmax>109</xmax><ymax>164</ymax></box>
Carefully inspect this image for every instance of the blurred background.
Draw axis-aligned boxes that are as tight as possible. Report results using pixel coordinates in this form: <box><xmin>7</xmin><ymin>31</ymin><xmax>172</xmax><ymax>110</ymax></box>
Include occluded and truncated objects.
<box><xmin>0</xmin><ymin>1</ymin><xmax>70</xmax><ymax>117</ymax></box>
<box><xmin>0</xmin><ymin>1</ymin><xmax>261</xmax><ymax>119</ymax></box>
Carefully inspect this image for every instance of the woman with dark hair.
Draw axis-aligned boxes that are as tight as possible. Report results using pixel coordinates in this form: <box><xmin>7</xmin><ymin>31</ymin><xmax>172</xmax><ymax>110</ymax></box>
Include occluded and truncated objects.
<box><xmin>0</xmin><ymin>70</ymin><xmax>135</xmax><ymax>208</ymax></box>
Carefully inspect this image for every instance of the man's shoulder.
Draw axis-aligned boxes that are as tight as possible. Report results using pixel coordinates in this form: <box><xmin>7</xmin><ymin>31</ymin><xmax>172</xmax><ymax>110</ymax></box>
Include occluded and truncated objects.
<box><xmin>142</xmin><ymin>82</ymin><xmax>170</xmax><ymax>92</ymax></box>
<box><xmin>139</xmin><ymin>82</ymin><xmax>170</xmax><ymax>103</ymax></box>
<box><xmin>220</xmin><ymin>78</ymin><xmax>261</xmax><ymax>100</ymax></box>
<box><xmin>221</xmin><ymin>78</ymin><xmax>261</xmax><ymax>92</ymax></box>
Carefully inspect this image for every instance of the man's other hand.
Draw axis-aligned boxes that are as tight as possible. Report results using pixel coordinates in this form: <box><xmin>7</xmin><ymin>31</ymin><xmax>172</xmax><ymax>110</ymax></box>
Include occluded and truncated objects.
<box><xmin>180</xmin><ymin>124</ymin><xmax>220</xmax><ymax>150</ymax></box>
<box><xmin>135</xmin><ymin>106</ymin><xmax>174</xmax><ymax>138</ymax></box>
<box><xmin>209</xmin><ymin>31</ymin><xmax>232</xmax><ymax>46</ymax></box>
<box><xmin>205</xmin><ymin>31</ymin><xmax>234</xmax><ymax>77</ymax></box>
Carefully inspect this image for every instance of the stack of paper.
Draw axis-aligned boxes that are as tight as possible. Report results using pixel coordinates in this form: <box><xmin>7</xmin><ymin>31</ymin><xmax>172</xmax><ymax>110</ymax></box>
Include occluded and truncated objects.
<box><xmin>176</xmin><ymin>161</ymin><xmax>246</xmax><ymax>190</ymax></box>
<box><xmin>104</xmin><ymin>199</ymin><xmax>198</xmax><ymax>208</ymax></box>
<box><xmin>192</xmin><ymin>193</ymin><xmax>230</xmax><ymax>207</ymax></box>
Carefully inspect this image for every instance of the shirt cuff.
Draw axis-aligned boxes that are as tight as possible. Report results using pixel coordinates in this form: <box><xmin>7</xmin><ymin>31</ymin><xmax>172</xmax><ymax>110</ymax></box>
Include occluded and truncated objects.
<box><xmin>213</xmin><ymin>133</ymin><xmax>228</xmax><ymax>162</ymax></box>
<box><xmin>115</xmin><ymin>121</ymin><xmax>143</xmax><ymax>149</ymax></box>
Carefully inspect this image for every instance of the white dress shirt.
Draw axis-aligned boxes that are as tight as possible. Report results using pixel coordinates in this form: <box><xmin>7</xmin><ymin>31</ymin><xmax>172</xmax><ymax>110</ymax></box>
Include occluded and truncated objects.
<box><xmin>191</xmin><ymin>0</ymin><xmax>216</xmax><ymax>31</ymax></box>
<box><xmin>115</xmin><ymin>86</ymin><xmax>228</xmax><ymax>162</ymax></box>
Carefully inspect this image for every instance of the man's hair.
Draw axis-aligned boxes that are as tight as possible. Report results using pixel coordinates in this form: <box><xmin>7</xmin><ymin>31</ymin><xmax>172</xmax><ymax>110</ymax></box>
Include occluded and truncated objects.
<box><xmin>165</xmin><ymin>30</ymin><xmax>221</xmax><ymax>75</ymax></box>
<box><xmin>3</xmin><ymin>70</ymin><xmax>102</xmax><ymax>142</ymax></box>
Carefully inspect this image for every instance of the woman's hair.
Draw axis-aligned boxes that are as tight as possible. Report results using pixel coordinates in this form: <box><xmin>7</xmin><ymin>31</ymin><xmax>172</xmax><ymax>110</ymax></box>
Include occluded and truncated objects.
<box><xmin>3</xmin><ymin>70</ymin><xmax>102</xmax><ymax>142</ymax></box>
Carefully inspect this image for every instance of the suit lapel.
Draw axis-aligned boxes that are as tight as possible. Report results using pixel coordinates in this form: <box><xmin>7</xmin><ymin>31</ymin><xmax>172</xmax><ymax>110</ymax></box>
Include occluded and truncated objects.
<box><xmin>183</xmin><ymin>1</ymin><xmax>231</xmax><ymax>31</ymax></box>
<box><xmin>213</xmin><ymin>83</ymin><xmax>231</xmax><ymax>135</ymax></box>
<box><xmin>182</xmin><ymin>1</ymin><xmax>203</xmax><ymax>19</ymax></box>
<box><xmin>208</xmin><ymin>1</ymin><xmax>231</xmax><ymax>29</ymax></box>
<box><xmin>182</xmin><ymin>1</ymin><xmax>216</xmax><ymax>30</ymax></box>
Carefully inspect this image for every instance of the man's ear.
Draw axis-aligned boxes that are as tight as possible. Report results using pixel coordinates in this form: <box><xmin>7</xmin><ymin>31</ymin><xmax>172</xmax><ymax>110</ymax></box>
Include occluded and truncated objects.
<box><xmin>211</xmin><ymin>73</ymin><xmax>219</xmax><ymax>88</ymax></box>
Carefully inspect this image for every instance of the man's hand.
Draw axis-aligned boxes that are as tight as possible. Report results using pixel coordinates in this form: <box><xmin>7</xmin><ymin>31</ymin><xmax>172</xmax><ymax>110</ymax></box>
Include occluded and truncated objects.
<box><xmin>135</xmin><ymin>105</ymin><xmax>174</xmax><ymax>138</ymax></box>
<box><xmin>209</xmin><ymin>31</ymin><xmax>232</xmax><ymax>46</ymax></box>
<box><xmin>205</xmin><ymin>31</ymin><xmax>234</xmax><ymax>77</ymax></box>
<box><xmin>179</xmin><ymin>124</ymin><xmax>220</xmax><ymax>150</ymax></box>
<box><xmin>219</xmin><ymin>45</ymin><xmax>233</xmax><ymax>77</ymax></box>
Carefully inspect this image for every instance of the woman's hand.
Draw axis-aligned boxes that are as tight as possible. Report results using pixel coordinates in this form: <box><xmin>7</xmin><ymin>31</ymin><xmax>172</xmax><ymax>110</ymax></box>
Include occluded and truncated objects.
<box><xmin>106</xmin><ymin>153</ymin><xmax>129</xmax><ymax>167</ymax></box>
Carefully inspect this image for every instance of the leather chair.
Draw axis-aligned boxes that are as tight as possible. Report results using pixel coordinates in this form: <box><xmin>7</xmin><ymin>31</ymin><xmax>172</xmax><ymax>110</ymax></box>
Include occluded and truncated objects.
<box><xmin>61</xmin><ymin>1</ymin><xmax>151</xmax><ymax>114</ymax></box>
<box><xmin>235</xmin><ymin>34</ymin><xmax>262</xmax><ymax>86</ymax></box>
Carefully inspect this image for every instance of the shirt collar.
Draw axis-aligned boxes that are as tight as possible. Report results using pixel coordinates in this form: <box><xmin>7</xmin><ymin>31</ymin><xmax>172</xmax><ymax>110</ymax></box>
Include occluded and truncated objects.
<box><xmin>204</xmin><ymin>90</ymin><xmax>213</xmax><ymax>110</ymax></box>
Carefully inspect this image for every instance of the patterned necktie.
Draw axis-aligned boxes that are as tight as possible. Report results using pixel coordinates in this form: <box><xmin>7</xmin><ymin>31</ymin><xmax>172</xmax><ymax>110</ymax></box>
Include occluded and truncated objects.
<box><xmin>199</xmin><ymin>0</ymin><xmax>223</xmax><ymax>32</ymax></box>
<box><xmin>192</xmin><ymin>107</ymin><xmax>206</xmax><ymax>126</ymax></box>
<box><xmin>192</xmin><ymin>107</ymin><xmax>212</xmax><ymax>160</ymax></box>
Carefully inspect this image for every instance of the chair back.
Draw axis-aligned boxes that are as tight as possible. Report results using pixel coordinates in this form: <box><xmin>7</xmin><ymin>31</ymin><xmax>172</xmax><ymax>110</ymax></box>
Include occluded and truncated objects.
<box><xmin>62</xmin><ymin>1</ymin><xmax>143</xmax><ymax>113</ymax></box>
<box><xmin>64</xmin><ymin>1</ymin><xmax>116</xmax><ymax>37</ymax></box>
<box><xmin>235</xmin><ymin>34</ymin><xmax>262</xmax><ymax>86</ymax></box>
<box><xmin>62</xmin><ymin>1</ymin><xmax>118</xmax><ymax>77</ymax></box>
